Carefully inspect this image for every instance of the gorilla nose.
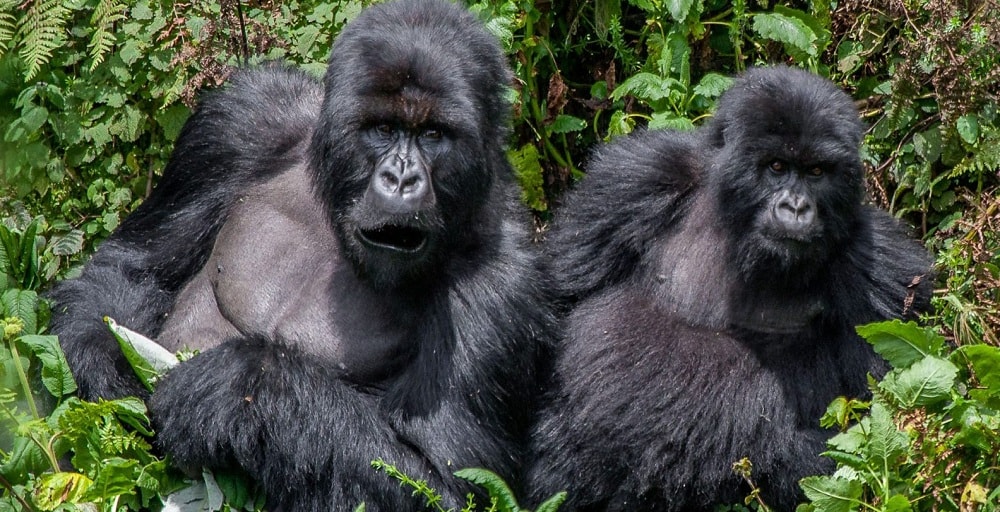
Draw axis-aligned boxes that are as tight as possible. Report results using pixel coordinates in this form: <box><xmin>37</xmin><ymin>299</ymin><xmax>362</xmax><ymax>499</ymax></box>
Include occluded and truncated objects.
<box><xmin>371</xmin><ymin>162</ymin><xmax>433</xmax><ymax>213</ymax></box>
<box><xmin>774</xmin><ymin>194</ymin><xmax>815</xmax><ymax>230</ymax></box>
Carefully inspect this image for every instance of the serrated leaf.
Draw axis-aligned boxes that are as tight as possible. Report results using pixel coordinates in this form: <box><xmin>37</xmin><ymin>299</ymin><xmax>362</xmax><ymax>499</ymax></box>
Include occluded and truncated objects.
<box><xmin>665</xmin><ymin>0</ymin><xmax>695</xmax><ymax>23</ymax></box>
<box><xmin>454</xmin><ymin>468</ymin><xmax>519</xmax><ymax>512</ymax></box>
<box><xmin>692</xmin><ymin>73</ymin><xmax>733</xmax><ymax>99</ymax></box>
<box><xmin>867</xmin><ymin>400</ymin><xmax>907</xmax><ymax>470</ymax></box>
<box><xmin>19</xmin><ymin>334</ymin><xmax>77</xmax><ymax>397</ymax></box>
<box><xmin>751</xmin><ymin>12</ymin><xmax>817</xmax><ymax>57</ymax></box>
<box><xmin>106</xmin><ymin>317</ymin><xmax>178</xmax><ymax>392</ymax></box>
<box><xmin>856</xmin><ymin>320</ymin><xmax>945</xmax><ymax>368</ymax></box>
<box><xmin>155</xmin><ymin>104</ymin><xmax>191</xmax><ymax>142</ymax></box>
<box><xmin>880</xmin><ymin>356</ymin><xmax>958</xmax><ymax>407</ymax></box>
<box><xmin>649</xmin><ymin>112</ymin><xmax>694</xmax><ymax>131</ymax></box>
<box><xmin>884</xmin><ymin>494</ymin><xmax>912</xmax><ymax>512</ymax></box>
<box><xmin>33</xmin><ymin>472</ymin><xmax>93</xmax><ymax>509</ymax></box>
<box><xmin>508</xmin><ymin>144</ymin><xmax>547</xmax><ymax>212</ymax></box>
<box><xmin>606</xmin><ymin>110</ymin><xmax>635</xmax><ymax>139</ymax></box>
<box><xmin>50</xmin><ymin>229</ymin><xmax>84</xmax><ymax>256</ymax></box>
<box><xmin>612</xmin><ymin>72</ymin><xmax>679</xmax><ymax>102</ymax></box>
<box><xmin>547</xmin><ymin>114</ymin><xmax>587</xmax><ymax>135</ymax></box>
<box><xmin>799</xmin><ymin>476</ymin><xmax>862</xmax><ymax>512</ymax></box>
<box><xmin>2</xmin><ymin>289</ymin><xmax>38</xmax><ymax>333</ymax></box>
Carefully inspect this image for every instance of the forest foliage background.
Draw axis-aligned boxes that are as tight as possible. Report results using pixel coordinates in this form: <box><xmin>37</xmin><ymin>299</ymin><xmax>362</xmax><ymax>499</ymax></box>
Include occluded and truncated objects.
<box><xmin>0</xmin><ymin>0</ymin><xmax>999</xmax><ymax>511</ymax></box>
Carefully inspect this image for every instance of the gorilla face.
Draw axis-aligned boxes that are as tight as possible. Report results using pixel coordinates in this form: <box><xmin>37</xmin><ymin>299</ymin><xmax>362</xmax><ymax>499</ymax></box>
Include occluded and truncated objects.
<box><xmin>708</xmin><ymin>66</ymin><xmax>866</xmax><ymax>280</ymax></box>
<box><xmin>309</xmin><ymin>0</ymin><xmax>512</xmax><ymax>289</ymax></box>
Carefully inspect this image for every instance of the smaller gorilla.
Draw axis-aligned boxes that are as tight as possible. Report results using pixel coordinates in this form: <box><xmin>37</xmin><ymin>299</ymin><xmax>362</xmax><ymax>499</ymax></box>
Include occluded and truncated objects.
<box><xmin>528</xmin><ymin>66</ymin><xmax>933</xmax><ymax>511</ymax></box>
<box><xmin>48</xmin><ymin>0</ymin><xmax>553</xmax><ymax>510</ymax></box>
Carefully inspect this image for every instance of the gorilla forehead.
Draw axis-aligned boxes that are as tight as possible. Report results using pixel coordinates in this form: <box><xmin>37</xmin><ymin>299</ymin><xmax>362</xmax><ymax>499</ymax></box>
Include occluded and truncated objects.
<box><xmin>719</xmin><ymin>66</ymin><xmax>863</xmax><ymax>163</ymax></box>
<box><xmin>323</xmin><ymin>0</ymin><xmax>508</xmax><ymax>132</ymax></box>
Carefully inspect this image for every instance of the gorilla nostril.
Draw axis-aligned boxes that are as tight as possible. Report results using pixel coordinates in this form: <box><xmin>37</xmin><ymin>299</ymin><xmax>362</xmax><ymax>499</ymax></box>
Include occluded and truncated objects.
<box><xmin>401</xmin><ymin>175</ymin><xmax>422</xmax><ymax>194</ymax></box>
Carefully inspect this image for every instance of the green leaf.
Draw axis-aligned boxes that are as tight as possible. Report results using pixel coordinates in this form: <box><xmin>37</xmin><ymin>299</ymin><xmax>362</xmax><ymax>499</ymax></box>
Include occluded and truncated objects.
<box><xmin>692</xmin><ymin>73</ymin><xmax>733</xmax><ymax>99</ymax></box>
<box><xmin>606</xmin><ymin>110</ymin><xmax>635</xmax><ymax>138</ymax></box>
<box><xmin>33</xmin><ymin>472</ymin><xmax>93</xmax><ymax>509</ymax></box>
<box><xmin>106</xmin><ymin>316</ymin><xmax>178</xmax><ymax>392</ymax></box>
<box><xmin>799</xmin><ymin>476</ymin><xmax>862</xmax><ymax>512</ymax></box>
<box><xmin>508</xmin><ymin>144</ymin><xmax>547</xmax><ymax>212</ymax></box>
<box><xmin>548</xmin><ymin>114</ymin><xmax>587</xmax><ymax>134</ymax></box>
<box><xmin>856</xmin><ymin>320</ymin><xmax>945</xmax><ymax>368</ymax></box>
<box><xmin>2</xmin><ymin>289</ymin><xmax>38</xmax><ymax>333</ymax></box>
<box><xmin>535</xmin><ymin>491</ymin><xmax>568</xmax><ymax>512</ymax></box>
<box><xmin>751</xmin><ymin>12</ymin><xmax>817</xmax><ymax>58</ymax></box>
<box><xmin>155</xmin><ymin>104</ymin><xmax>191</xmax><ymax>142</ymax></box>
<box><xmin>879</xmin><ymin>356</ymin><xmax>958</xmax><ymax>407</ymax></box>
<box><xmin>649</xmin><ymin>113</ymin><xmax>694</xmax><ymax>131</ymax></box>
<box><xmin>665</xmin><ymin>0</ymin><xmax>695</xmax><ymax>23</ymax></box>
<box><xmin>454</xmin><ymin>468</ymin><xmax>519</xmax><ymax>512</ymax></box>
<box><xmin>866</xmin><ymin>400</ymin><xmax>907</xmax><ymax>471</ymax></box>
<box><xmin>50</xmin><ymin>229</ymin><xmax>84</xmax><ymax>256</ymax></box>
<box><xmin>884</xmin><ymin>494</ymin><xmax>913</xmax><ymax>512</ymax></box>
<box><xmin>956</xmin><ymin>114</ymin><xmax>980</xmax><ymax>145</ymax></box>
<box><xmin>18</xmin><ymin>334</ymin><xmax>77</xmax><ymax>397</ymax></box>
<box><xmin>960</xmin><ymin>344</ymin><xmax>1000</xmax><ymax>396</ymax></box>
<box><xmin>612</xmin><ymin>72</ymin><xmax>679</xmax><ymax>102</ymax></box>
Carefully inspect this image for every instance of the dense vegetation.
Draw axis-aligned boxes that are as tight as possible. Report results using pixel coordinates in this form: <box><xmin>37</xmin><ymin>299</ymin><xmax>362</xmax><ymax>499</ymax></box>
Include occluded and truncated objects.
<box><xmin>0</xmin><ymin>0</ymin><xmax>998</xmax><ymax>510</ymax></box>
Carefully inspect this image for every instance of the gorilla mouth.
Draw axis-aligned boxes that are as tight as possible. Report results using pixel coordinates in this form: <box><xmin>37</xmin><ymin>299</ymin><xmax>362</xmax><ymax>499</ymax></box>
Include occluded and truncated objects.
<box><xmin>357</xmin><ymin>225</ymin><xmax>428</xmax><ymax>253</ymax></box>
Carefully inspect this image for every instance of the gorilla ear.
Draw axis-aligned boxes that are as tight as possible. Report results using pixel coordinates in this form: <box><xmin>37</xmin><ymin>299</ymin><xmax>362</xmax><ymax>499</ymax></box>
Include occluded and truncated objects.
<box><xmin>705</xmin><ymin>108</ymin><xmax>730</xmax><ymax>149</ymax></box>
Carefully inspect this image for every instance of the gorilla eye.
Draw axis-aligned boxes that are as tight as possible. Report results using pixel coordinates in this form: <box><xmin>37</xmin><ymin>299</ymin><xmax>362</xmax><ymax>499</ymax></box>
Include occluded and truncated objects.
<box><xmin>807</xmin><ymin>166</ymin><xmax>824</xmax><ymax>177</ymax></box>
<box><xmin>375</xmin><ymin>123</ymin><xmax>394</xmax><ymax>136</ymax></box>
<box><xmin>768</xmin><ymin>160</ymin><xmax>785</xmax><ymax>173</ymax></box>
<box><xmin>421</xmin><ymin>128</ymin><xmax>443</xmax><ymax>140</ymax></box>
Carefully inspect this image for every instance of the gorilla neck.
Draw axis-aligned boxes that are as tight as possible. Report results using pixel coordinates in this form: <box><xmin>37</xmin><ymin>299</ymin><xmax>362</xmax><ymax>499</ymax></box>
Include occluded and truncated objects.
<box><xmin>648</xmin><ymin>193</ymin><xmax>825</xmax><ymax>334</ymax></box>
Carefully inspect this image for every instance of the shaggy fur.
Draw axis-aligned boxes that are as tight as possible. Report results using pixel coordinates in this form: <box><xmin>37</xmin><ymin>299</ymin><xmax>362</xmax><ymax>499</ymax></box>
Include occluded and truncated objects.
<box><xmin>528</xmin><ymin>66</ymin><xmax>933</xmax><ymax>511</ymax></box>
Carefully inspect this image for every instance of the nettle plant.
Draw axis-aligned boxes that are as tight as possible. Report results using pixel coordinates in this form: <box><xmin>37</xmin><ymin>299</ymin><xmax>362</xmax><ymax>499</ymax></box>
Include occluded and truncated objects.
<box><xmin>800</xmin><ymin>320</ymin><xmax>1000</xmax><ymax>512</ymax></box>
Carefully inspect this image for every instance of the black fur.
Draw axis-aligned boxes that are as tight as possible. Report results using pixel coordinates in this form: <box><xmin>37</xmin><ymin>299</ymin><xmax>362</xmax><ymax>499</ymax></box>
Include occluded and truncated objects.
<box><xmin>527</xmin><ymin>66</ymin><xmax>933</xmax><ymax>511</ymax></box>
<box><xmin>48</xmin><ymin>0</ymin><xmax>553</xmax><ymax>509</ymax></box>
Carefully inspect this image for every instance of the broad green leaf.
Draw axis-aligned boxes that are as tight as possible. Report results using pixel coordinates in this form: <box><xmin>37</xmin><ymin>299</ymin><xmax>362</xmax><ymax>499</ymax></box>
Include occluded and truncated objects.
<box><xmin>856</xmin><ymin>320</ymin><xmax>944</xmax><ymax>368</ymax></box>
<box><xmin>884</xmin><ymin>494</ymin><xmax>913</xmax><ymax>512</ymax></box>
<box><xmin>612</xmin><ymin>72</ymin><xmax>679</xmax><ymax>102</ymax></box>
<box><xmin>960</xmin><ymin>344</ymin><xmax>1000</xmax><ymax>396</ymax></box>
<box><xmin>866</xmin><ymin>400</ymin><xmax>907</xmax><ymax>470</ymax></box>
<box><xmin>2</xmin><ymin>289</ymin><xmax>38</xmax><ymax>334</ymax></box>
<box><xmin>751</xmin><ymin>12</ymin><xmax>817</xmax><ymax>58</ymax></box>
<box><xmin>692</xmin><ymin>73</ymin><xmax>733</xmax><ymax>99</ymax></box>
<box><xmin>548</xmin><ymin>114</ymin><xmax>587</xmax><ymax>134</ymax></box>
<box><xmin>19</xmin><ymin>334</ymin><xmax>77</xmax><ymax>397</ymax></box>
<box><xmin>799</xmin><ymin>476</ymin><xmax>862</xmax><ymax>512</ymax></box>
<box><xmin>879</xmin><ymin>356</ymin><xmax>958</xmax><ymax>407</ymax></box>
<box><xmin>665</xmin><ymin>0</ymin><xmax>695</xmax><ymax>23</ymax></box>
<box><xmin>33</xmin><ymin>472</ymin><xmax>93</xmax><ymax>509</ymax></box>
<box><xmin>956</xmin><ymin>114</ymin><xmax>980</xmax><ymax>145</ymax></box>
<box><xmin>50</xmin><ymin>229</ymin><xmax>84</xmax><ymax>256</ymax></box>
<box><xmin>649</xmin><ymin>112</ymin><xmax>694</xmax><ymax>131</ymax></box>
<box><xmin>106</xmin><ymin>316</ymin><xmax>178</xmax><ymax>392</ymax></box>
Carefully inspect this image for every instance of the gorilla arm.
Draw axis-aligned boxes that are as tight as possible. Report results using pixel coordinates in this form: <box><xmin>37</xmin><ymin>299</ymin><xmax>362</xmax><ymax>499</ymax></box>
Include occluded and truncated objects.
<box><xmin>150</xmin><ymin>176</ymin><xmax>550</xmax><ymax>509</ymax></box>
<box><xmin>48</xmin><ymin>66</ymin><xmax>323</xmax><ymax>400</ymax></box>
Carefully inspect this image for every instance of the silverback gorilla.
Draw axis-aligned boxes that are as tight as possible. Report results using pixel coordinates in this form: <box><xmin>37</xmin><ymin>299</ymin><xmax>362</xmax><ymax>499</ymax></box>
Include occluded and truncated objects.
<box><xmin>48</xmin><ymin>0</ymin><xmax>553</xmax><ymax>509</ymax></box>
<box><xmin>528</xmin><ymin>66</ymin><xmax>933</xmax><ymax>511</ymax></box>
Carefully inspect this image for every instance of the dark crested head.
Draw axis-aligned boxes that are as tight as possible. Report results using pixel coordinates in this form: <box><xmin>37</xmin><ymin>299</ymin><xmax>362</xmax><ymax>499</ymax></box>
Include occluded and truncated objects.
<box><xmin>308</xmin><ymin>0</ymin><xmax>513</xmax><ymax>289</ymax></box>
<box><xmin>706</xmin><ymin>65</ymin><xmax>866</xmax><ymax>282</ymax></box>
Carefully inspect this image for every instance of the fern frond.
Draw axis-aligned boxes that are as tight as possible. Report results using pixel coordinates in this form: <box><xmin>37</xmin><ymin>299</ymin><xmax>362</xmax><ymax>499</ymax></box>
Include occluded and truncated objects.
<box><xmin>951</xmin><ymin>130</ymin><xmax>1000</xmax><ymax>178</ymax></box>
<box><xmin>88</xmin><ymin>0</ymin><xmax>126</xmax><ymax>71</ymax></box>
<box><xmin>0</xmin><ymin>0</ymin><xmax>20</xmax><ymax>57</ymax></box>
<box><xmin>15</xmin><ymin>0</ymin><xmax>72</xmax><ymax>79</ymax></box>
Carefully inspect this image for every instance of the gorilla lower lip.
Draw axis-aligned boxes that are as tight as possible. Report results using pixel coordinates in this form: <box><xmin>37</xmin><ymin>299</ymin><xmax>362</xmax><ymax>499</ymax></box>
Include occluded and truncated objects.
<box><xmin>358</xmin><ymin>225</ymin><xmax>427</xmax><ymax>252</ymax></box>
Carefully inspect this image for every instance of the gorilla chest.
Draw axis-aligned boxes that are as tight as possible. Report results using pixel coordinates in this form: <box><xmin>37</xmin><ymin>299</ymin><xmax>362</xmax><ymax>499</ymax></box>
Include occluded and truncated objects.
<box><xmin>158</xmin><ymin>167</ymin><xmax>415</xmax><ymax>382</ymax></box>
